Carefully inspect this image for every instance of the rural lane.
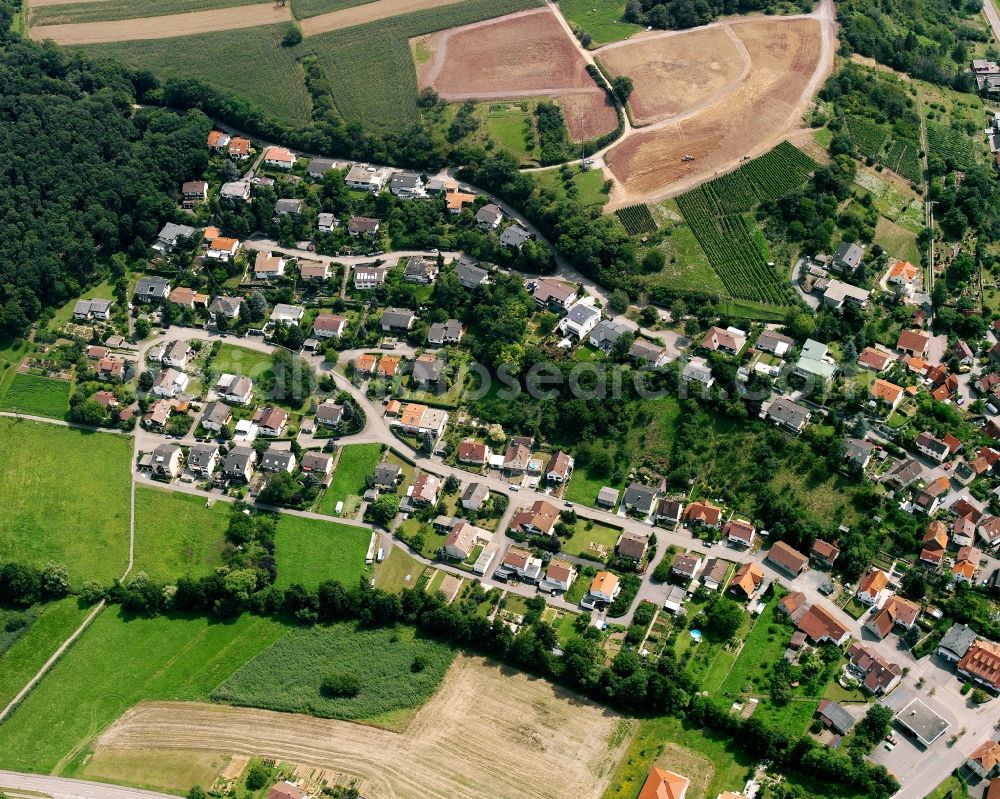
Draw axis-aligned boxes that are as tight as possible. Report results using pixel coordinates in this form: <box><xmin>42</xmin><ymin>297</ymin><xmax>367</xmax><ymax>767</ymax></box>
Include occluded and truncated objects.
<box><xmin>0</xmin><ymin>770</ymin><xmax>177</xmax><ymax>799</ymax></box>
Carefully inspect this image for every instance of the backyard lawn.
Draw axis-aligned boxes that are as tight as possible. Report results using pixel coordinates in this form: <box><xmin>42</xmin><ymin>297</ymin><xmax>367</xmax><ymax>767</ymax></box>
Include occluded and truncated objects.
<box><xmin>0</xmin><ymin>418</ymin><xmax>131</xmax><ymax>583</ymax></box>
<box><xmin>133</xmin><ymin>487</ymin><xmax>230</xmax><ymax>582</ymax></box>
<box><xmin>561</xmin><ymin>518</ymin><xmax>623</xmax><ymax>561</ymax></box>
<box><xmin>317</xmin><ymin>443</ymin><xmax>384</xmax><ymax>517</ymax></box>
<box><xmin>565</xmin><ymin>465</ymin><xmax>620</xmax><ymax>507</ymax></box>
<box><xmin>274</xmin><ymin>515</ymin><xmax>372</xmax><ymax>588</ymax></box>
<box><xmin>374</xmin><ymin>545</ymin><xmax>428</xmax><ymax>593</ymax></box>
<box><xmin>0</xmin><ymin>372</ymin><xmax>71</xmax><ymax>419</ymax></box>
<box><xmin>211</xmin><ymin>344</ymin><xmax>274</xmax><ymax>380</ymax></box>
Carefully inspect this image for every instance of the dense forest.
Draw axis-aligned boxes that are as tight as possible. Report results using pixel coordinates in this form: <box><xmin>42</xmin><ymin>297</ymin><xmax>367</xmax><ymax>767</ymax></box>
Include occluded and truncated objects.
<box><xmin>0</xmin><ymin>0</ymin><xmax>212</xmax><ymax>337</ymax></box>
<box><xmin>836</xmin><ymin>0</ymin><xmax>988</xmax><ymax>88</ymax></box>
<box><xmin>623</xmin><ymin>0</ymin><xmax>813</xmax><ymax>30</ymax></box>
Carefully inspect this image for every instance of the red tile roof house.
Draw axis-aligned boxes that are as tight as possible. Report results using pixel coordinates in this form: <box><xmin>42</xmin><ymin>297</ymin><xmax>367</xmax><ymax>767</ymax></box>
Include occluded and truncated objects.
<box><xmin>810</xmin><ymin>539</ymin><xmax>840</xmax><ymax>569</ymax></box>
<box><xmin>252</xmin><ymin>406</ymin><xmax>288</xmax><ymax>436</ymax></box>
<box><xmin>856</xmin><ymin>568</ymin><xmax>890</xmax><ymax>607</ymax></box>
<box><xmin>865</xmin><ymin>595</ymin><xmax>920</xmax><ymax>639</ymax></box>
<box><xmin>920</xmin><ymin>520</ymin><xmax>949</xmax><ymax>566</ymax></box>
<box><xmin>457</xmin><ymin>440</ymin><xmax>490</xmax><ymax>465</ymax></box>
<box><xmin>847</xmin><ymin>642</ymin><xmax>902</xmax><ymax>695</ymax></box>
<box><xmin>544</xmin><ymin>451</ymin><xmax>575</xmax><ymax>484</ymax></box>
<box><xmin>683</xmin><ymin>500</ymin><xmax>722</xmax><ymax>529</ymax></box>
<box><xmin>262</xmin><ymin>146</ymin><xmax>297</xmax><ymax>169</ymax></box>
<box><xmin>410</xmin><ymin>474</ymin><xmax>441</xmax><ymax>505</ymax></box>
<box><xmin>312</xmin><ymin>313</ymin><xmax>346</xmax><ymax>339</ymax></box>
<box><xmin>797</xmin><ymin>604</ymin><xmax>850</xmax><ymax>645</ymax></box>
<box><xmin>724</xmin><ymin>518</ymin><xmax>755</xmax><ymax>548</ymax></box>
<box><xmin>958</xmin><ymin>639</ymin><xmax>1000</xmax><ymax>696</ymax></box>
<box><xmin>896</xmin><ymin>328</ymin><xmax>930</xmax><ymax>357</ymax></box>
<box><xmin>778</xmin><ymin>590</ymin><xmax>808</xmax><ymax>621</ymax></box>
<box><xmin>509</xmin><ymin>500</ymin><xmax>560</xmax><ymax>537</ymax></box>
<box><xmin>857</xmin><ymin>347</ymin><xmax>893</xmax><ymax>372</ymax></box>
<box><xmin>765</xmin><ymin>540</ymin><xmax>808</xmax><ymax>576</ymax></box>
<box><xmin>967</xmin><ymin>740</ymin><xmax>1000</xmax><ymax>780</ymax></box>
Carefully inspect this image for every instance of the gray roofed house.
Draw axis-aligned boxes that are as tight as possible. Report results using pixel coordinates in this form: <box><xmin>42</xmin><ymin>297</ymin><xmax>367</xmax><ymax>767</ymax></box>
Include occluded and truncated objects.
<box><xmin>844</xmin><ymin>437</ymin><xmax>875</xmax><ymax>469</ymax></box>
<box><xmin>220</xmin><ymin>180</ymin><xmax>251</xmax><ymax>202</ymax></box>
<box><xmin>201</xmin><ymin>401</ymin><xmax>232</xmax><ymax>431</ymax></box>
<box><xmin>833</xmin><ymin>242</ymin><xmax>864</xmax><ymax>273</ymax></box>
<box><xmin>380</xmin><ymin>307</ymin><xmax>415</xmax><ymax>333</ymax></box>
<box><xmin>412</xmin><ymin>356</ymin><xmax>444</xmax><ymax>385</ymax></box>
<box><xmin>389</xmin><ymin>171</ymin><xmax>425</xmax><ymax>199</ymax></box>
<box><xmin>597</xmin><ymin>487</ymin><xmax>619</xmax><ymax>507</ymax></box>
<box><xmin>793</xmin><ymin>339</ymin><xmax>837</xmax><ymax>387</ymax></box>
<box><xmin>475</xmin><ymin>203</ymin><xmax>503</xmax><ymax>230</ymax></box>
<box><xmin>882</xmin><ymin>457</ymin><xmax>923</xmax><ymax>492</ymax></box>
<box><xmin>822</xmin><ymin>279</ymin><xmax>871</xmax><ymax>310</ymax></box>
<box><xmin>316</xmin><ymin>401</ymin><xmax>344</xmax><ymax>427</ymax></box>
<box><xmin>767</xmin><ymin>397</ymin><xmax>811</xmax><ymax>434</ymax></box>
<box><xmin>153</xmin><ymin>223</ymin><xmax>197</xmax><ymax>254</ymax></box>
<box><xmin>403</xmin><ymin>257</ymin><xmax>439</xmax><ymax>284</ymax></box>
<box><xmin>209</xmin><ymin>295</ymin><xmax>242</xmax><ymax>319</ymax></box>
<box><xmin>307</xmin><ymin>157</ymin><xmax>338</xmax><ymax>178</ymax></box>
<box><xmin>270</xmin><ymin>303</ymin><xmax>305</xmax><ymax>325</ymax></box>
<box><xmin>500</xmin><ymin>224</ymin><xmax>532</xmax><ymax>249</ymax></box>
<box><xmin>455</xmin><ymin>257</ymin><xmax>490</xmax><ymax>289</ymax></box>
<box><xmin>818</xmin><ymin>700</ymin><xmax>856</xmax><ymax>735</ymax></box>
<box><xmin>187</xmin><ymin>443</ymin><xmax>220</xmax><ymax>474</ymax></box>
<box><xmin>274</xmin><ymin>198</ymin><xmax>304</xmax><ymax>216</ymax></box>
<box><xmin>348</xmin><ymin>216</ymin><xmax>381</xmax><ymax>236</ymax></box>
<box><xmin>317</xmin><ymin>212</ymin><xmax>337</xmax><ymax>233</ymax></box>
<box><xmin>373</xmin><ymin>463</ymin><xmax>402</xmax><ymax>488</ymax></box>
<box><xmin>622</xmin><ymin>482</ymin><xmax>657</xmax><ymax>515</ymax></box>
<box><xmin>260</xmin><ymin>445</ymin><xmax>296</xmax><ymax>473</ymax></box>
<box><xmin>756</xmin><ymin>330</ymin><xmax>794</xmax><ymax>356</ymax></box>
<box><xmin>558</xmin><ymin>301</ymin><xmax>601</xmax><ymax>339</ymax></box>
<box><xmin>937</xmin><ymin>622</ymin><xmax>978</xmax><ymax>662</ymax></box>
<box><xmin>428</xmin><ymin>319</ymin><xmax>464</xmax><ymax>346</ymax></box>
<box><xmin>301</xmin><ymin>450</ymin><xmax>333</xmax><ymax>474</ymax></box>
<box><xmin>630</xmin><ymin>338</ymin><xmax>668</xmax><ymax>367</ymax></box>
<box><xmin>589</xmin><ymin>320</ymin><xmax>631</xmax><ymax>352</ymax></box>
<box><xmin>224</xmin><ymin>446</ymin><xmax>257</xmax><ymax>481</ymax></box>
<box><xmin>134</xmin><ymin>276</ymin><xmax>171</xmax><ymax>302</ymax></box>
<box><xmin>681</xmin><ymin>357</ymin><xmax>714</xmax><ymax>386</ymax></box>
<box><xmin>151</xmin><ymin>443</ymin><xmax>182</xmax><ymax>477</ymax></box>
<box><xmin>461</xmin><ymin>481</ymin><xmax>490</xmax><ymax>511</ymax></box>
<box><xmin>73</xmin><ymin>298</ymin><xmax>112</xmax><ymax>321</ymax></box>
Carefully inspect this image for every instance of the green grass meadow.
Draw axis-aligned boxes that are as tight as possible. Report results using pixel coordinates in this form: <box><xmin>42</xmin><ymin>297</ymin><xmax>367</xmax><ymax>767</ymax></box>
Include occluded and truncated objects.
<box><xmin>557</xmin><ymin>0</ymin><xmax>642</xmax><ymax>46</ymax></box>
<box><xmin>133</xmin><ymin>487</ymin><xmax>230</xmax><ymax>582</ymax></box>
<box><xmin>0</xmin><ymin>609</ymin><xmax>289</xmax><ymax>775</ymax></box>
<box><xmin>212</xmin><ymin>623</ymin><xmax>454</xmax><ymax>727</ymax></box>
<box><xmin>0</xmin><ymin>418</ymin><xmax>131</xmax><ymax>583</ymax></box>
<box><xmin>74</xmin><ymin>25</ymin><xmax>312</xmax><ymax>128</ymax></box>
<box><xmin>274</xmin><ymin>515</ymin><xmax>372</xmax><ymax>587</ymax></box>
<box><xmin>0</xmin><ymin>372</ymin><xmax>71</xmax><ymax>419</ymax></box>
<box><xmin>317</xmin><ymin>442</ymin><xmax>383</xmax><ymax>516</ymax></box>
<box><xmin>291</xmin><ymin>0</ymin><xmax>375</xmax><ymax>18</ymax></box>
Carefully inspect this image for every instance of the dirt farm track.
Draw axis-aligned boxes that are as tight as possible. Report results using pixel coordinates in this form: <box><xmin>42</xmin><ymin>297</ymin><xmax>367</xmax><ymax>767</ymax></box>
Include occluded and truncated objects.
<box><xmin>92</xmin><ymin>656</ymin><xmax>631</xmax><ymax>799</ymax></box>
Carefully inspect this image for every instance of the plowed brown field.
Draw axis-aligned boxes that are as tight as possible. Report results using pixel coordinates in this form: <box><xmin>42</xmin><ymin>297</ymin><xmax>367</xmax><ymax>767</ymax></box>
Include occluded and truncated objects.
<box><xmin>598</xmin><ymin>25</ymin><xmax>748</xmax><ymax>125</ymax></box>
<box><xmin>93</xmin><ymin>655</ymin><xmax>631</xmax><ymax>799</ymax></box>
<box><xmin>603</xmin><ymin>17</ymin><xmax>823</xmax><ymax>204</ymax></box>
<box><xmin>415</xmin><ymin>6</ymin><xmax>618</xmax><ymax>141</ymax></box>
<box><xmin>30</xmin><ymin>2</ymin><xmax>291</xmax><ymax>44</ymax></box>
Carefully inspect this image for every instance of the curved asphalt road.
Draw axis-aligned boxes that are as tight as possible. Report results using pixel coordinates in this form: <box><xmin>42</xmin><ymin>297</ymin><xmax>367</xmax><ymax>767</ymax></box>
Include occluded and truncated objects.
<box><xmin>0</xmin><ymin>771</ymin><xmax>177</xmax><ymax>799</ymax></box>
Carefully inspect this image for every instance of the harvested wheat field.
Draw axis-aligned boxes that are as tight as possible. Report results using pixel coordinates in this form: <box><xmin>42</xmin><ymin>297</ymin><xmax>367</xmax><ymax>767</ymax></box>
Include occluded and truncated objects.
<box><xmin>604</xmin><ymin>17</ymin><xmax>825</xmax><ymax>205</ymax></box>
<box><xmin>301</xmin><ymin>0</ymin><xmax>467</xmax><ymax>36</ymax></box>
<box><xmin>598</xmin><ymin>25</ymin><xmax>748</xmax><ymax>125</ymax></box>
<box><xmin>94</xmin><ymin>655</ymin><xmax>630</xmax><ymax>799</ymax></box>
<box><xmin>415</xmin><ymin>7</ymin><xmax>617</xmax><ymax>140</ymax></box>
<box><xmin>29</xmin><ymin>2</ymin><xmax>291</xmax><ymax>44</ymax></box>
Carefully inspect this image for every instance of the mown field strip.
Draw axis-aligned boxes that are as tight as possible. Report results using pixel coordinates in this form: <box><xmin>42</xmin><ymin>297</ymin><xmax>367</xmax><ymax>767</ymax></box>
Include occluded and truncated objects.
<box><xmin>30</xmin><ymin>2</ymin><xmax>291</xmax><ymax>44</ymax></box>
<box><xmin>29</xmin><ymin>0</ymin><xmax>107</xmax><ymax>6</ymax></box>
<box><xmin>301</xmin><ymin>0</ymin><xmax>463</xmax><ymax>36</ymax></box>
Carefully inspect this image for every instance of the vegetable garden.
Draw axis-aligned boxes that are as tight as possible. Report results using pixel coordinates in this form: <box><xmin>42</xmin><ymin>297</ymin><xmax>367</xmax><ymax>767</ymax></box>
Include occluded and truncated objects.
<box><xmin>675</xmin><ymin>143</ymin><xmax>814</xmax><ymax>304</ymax></box>
<box><xmin>614</xmin><ymin>203</ymin><xmax>657</xmax><ymax>234</ymax></box>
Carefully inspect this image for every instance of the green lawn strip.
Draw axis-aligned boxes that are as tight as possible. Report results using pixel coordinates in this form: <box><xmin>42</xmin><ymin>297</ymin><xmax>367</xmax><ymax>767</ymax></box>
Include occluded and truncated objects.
<box><xmin>317</xmin><ymin>443</ymin><xmax>383</xmax><ymax>516</ymax></box>
<box><xmin>0</xmin><ymin>609</ymin><xmax>289</xmax><ymax>774</ymax></box>
<box><xmin>716</xmin><ymin>595</ymin><xmax>788</xmax><ymax>697</ymax></box>
<box><xmin>133</xmin><ymin>487</ymin><xmax>230</xmax><ymax>583</ymax></box>
<box><xmin>558</xmin><ymin>0</ymin><xmax>642</xmax><ymax>45</ymax></box>
<box><xmin>212</xmin><ymin>344</ymin><xmax>274</xmax><ymax>379</ymax></box>
<box><xmin>212</xmin><ymin>623</ymin><xmax>454</xmax><ymax>727</ymax></box>
<box><xmin>0</xmin><ymin>418</ymin><xmax>131</xmax><ymax>583</ymax></box>
<box><xmin>33</xmin><ymin>0</ymin><xmax>262</xmax><ymax>24</ymax></box>
<box><xmin>483</xmin><ymin>104</ymin><xmax>537</xmax><ymax>162</ymax></box>
<box><xmin>73</xmin><ymin>25</ymin><xmax>312</xmax><ymax>128</ymax></box>
<box><xmin>0</xmin><ymin>597</ymin><xmax>91</xmax><ymax>710</ymax></box>
<box><xmin>274</xmin><ymin>514</ymin><xmax>371</xmax><ymax>588</ymax></box>
<box><xmin>535</xmin><ymin>167</ymin><xmax>609</xmax><ymax>210</ymax></box>
<box><xmin>564</xmin><ymin>464</ymin><xmax>620</xmax><ymax>507</ymax></box>
<box><xmin>0</xmin><ymin>372</ymin><xmax>71</xmax><ymax>419</ymax></box>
